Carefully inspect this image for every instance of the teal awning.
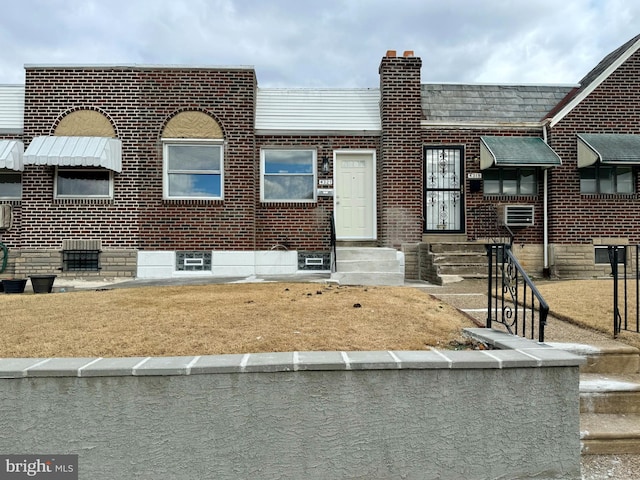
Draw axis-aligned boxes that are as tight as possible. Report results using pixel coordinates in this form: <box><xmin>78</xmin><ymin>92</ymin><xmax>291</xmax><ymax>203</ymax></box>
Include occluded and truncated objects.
<box><xmin>577</xmin><ymin>133</ymin><xmax>640</xmax><ymax>168</ymax></box>
<box><xmin>480</xmin><ymin>136</ymin><xmax>561</xmax><ymax>170</ymax></box>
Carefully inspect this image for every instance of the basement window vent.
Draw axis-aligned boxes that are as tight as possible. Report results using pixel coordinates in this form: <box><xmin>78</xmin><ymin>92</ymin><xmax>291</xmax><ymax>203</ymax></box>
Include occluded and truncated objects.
<box><xmin>594</xmin><ymin>246</ymin><xmax>626</xmax><ymax>265</ymax></box>
<box><xmin>305</xmin><ymin>258</ymin><xmax>324</xmax><ymax>266</ymax></box>
<box><xmin>298</xmin><ymin>251</ymin><xmax>331</xmax><ymax>271</ymax></box>
<box><xmin>176</xmin><ymin>251</ymin><xmax>212</xmax><ymax>272</ymax></box>
<box><xmin>497</xmin><ymin>205</ymin><xmax>535</xmax><ymax>227</ymax></box>
<box><xmin>62</xmin><ymin>250</ymin><xmax>101</xmax><ymax>272</ymax></box>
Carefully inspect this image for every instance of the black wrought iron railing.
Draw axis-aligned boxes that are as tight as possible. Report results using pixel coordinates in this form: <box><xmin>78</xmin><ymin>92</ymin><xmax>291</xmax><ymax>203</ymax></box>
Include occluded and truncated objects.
<box><xmin>330</xmin><ymin>212</ymin><xmax>337</xmax><ymax>273</ymax></box>
<box><xmin>608</xmin><ymin>245</ymin><xmax>639</xmax><ymax>337</ymax></box>
<box><xmin>486</xmin><ymin>244</ymin><xmax>549</xmax><ymax>342</ymax></box>
<box><xmin>469</xmin><ymin>204</ymin><xmax>514</xmax><ymax>246</ymax></box>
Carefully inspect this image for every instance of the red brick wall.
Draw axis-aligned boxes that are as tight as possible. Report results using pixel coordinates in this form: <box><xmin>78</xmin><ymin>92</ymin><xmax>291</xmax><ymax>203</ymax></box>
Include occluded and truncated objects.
<box><xmin>255</xmin><ymin>135</ymin><xmax>379</xmax><ymax>250</ymax></box>
<box><xmin>22</xmin><ymin>66</ymin><xmax>257</xmax><ymax>251</ymax></box>
<box><xmin>378</xmin><ymin>54</ymin><xmax>423</xmax><ymax>247</ymax></box>
<box><xmin>548</xmin><ymin>49</ymin><xmax>640</xmax><ymax>245</ymax></box>
<box><xmin>421</xmin><ymin>128</ymin><xmax>546</xmax><ymax>244</ymax></box>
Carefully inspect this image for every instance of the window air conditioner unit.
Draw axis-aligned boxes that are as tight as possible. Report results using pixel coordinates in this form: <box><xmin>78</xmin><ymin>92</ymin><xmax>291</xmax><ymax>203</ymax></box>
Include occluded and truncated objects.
<box><xmin>0</xmin><ymin>204</ymin><xmax>12</xmax><ymax>230</ymax></box>
<box><xmin>497</xmin><ymin>205</ymin><xmax>534</xmax><ymax>227</ymax></box>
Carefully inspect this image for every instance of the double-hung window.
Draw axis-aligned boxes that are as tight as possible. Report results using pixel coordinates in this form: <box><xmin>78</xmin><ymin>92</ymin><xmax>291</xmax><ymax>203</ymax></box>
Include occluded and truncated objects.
<box><xmin>163</xmin><ymin>141</ymin><xmax>223</xmax><ymax>200</ymax></box>
<box><xmin>0</xmin><ymin>170</ymin><xmax>22</xmax><ymax>200</ymax></box>
<box><xmin>580</xmin><ymin>165</ymin><xmax>634</xmax><ymax>194</ymax></box>
<box><xmin>55</xmin><ymin>168</ymin><xmax>112</xmax><ymax>198</ymax></box>
<box><xmin>483</xmin><ymin>168</ymin><xmax>537</xmax><ymax>196</ymax></box>
<box><xmin>261</xmin><ymin>149</ymin><xmax>316</xmax><ymax>202</ymax></box>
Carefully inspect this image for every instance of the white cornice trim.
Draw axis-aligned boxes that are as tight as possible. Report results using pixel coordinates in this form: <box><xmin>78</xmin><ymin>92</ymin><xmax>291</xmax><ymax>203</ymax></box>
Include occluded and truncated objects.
<box><xmin>421</xmin><ymin>120</ymin><xmax>544</xmax><ymax>130</ymax></box>
<box><xmin>549</xmin><ymin>37</ymin><xmax>640</xmax><ymax>128</ymax></box>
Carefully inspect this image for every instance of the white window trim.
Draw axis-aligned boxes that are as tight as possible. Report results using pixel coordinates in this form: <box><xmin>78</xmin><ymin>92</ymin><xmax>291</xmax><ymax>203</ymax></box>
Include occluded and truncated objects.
<box><xmin>162</xmin><ymin>138</ymin><xmax>224</xmax><ymax>200</ymax></box>
<box><xmin>54</xmin><ymin>167</ymin><xmax>114</xmax><ymax>199</ymax></box>
<box><xmin>0</xmin><ymin>170</ymin><xmax>22</xmax><ymax>200</ymax></box>
<box><xmin>260</xmin><ymin>148</ymin><xmax>317</xmax><ymax>203</ymax></box>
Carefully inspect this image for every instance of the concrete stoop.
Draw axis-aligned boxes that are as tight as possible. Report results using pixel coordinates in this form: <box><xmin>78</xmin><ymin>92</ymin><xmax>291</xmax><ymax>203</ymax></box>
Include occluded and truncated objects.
<box><xmin>580</xmin><ymin>413</ymin><xmax>640</xmax><ymax>455</ymax></box>
<box><xmin>426</xmin><ymin>242</ymin><xmax>488</xmax><ymax>284</ymax></box>
<box><xmin>553</xmin><ymin>342</ymin><xmax>640</xmax><ymax>455</ymax></box>
<box><xmin>331</xmin><ymin>247</ymin><xmax>404</xmax><ymax>286</ymax></box>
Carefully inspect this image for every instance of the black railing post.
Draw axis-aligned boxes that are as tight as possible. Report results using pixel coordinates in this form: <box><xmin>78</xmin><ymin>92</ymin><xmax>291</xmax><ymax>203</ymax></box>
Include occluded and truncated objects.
<box><xmin>486</xmin><ymin>244</ymin><xmax>494</xmax><ymax>329</ymax></box>
<box><xmin>609</xmin><ymin>245</ymin><xmax>621</xmax><ymax>337</ymax></box>
<box><xmin>485</xmin><ymin>242</ymin><xmax>548</xmax><ymax>342</ymax></box>
<box><xmin>330</xmin><ymin>212</ymin><xmax>337</xmax><ymax>273</ymax></box>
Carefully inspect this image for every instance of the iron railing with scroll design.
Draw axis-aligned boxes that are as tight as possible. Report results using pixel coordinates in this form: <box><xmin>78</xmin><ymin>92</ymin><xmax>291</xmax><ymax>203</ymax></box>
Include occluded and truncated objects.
<box><xmin>486</xmin><ymin>244</ymin><xmax>549</xmax><ymax>342</ymax></box>
<box><xmin>608</xmin><ymin>245</ymin><xmax>639</xmax><ymax>338</ymax></box>
<box><xmin>469</xmin><ymin>204</ymin><xmax>514</xmax><ymax>246</ymax></box>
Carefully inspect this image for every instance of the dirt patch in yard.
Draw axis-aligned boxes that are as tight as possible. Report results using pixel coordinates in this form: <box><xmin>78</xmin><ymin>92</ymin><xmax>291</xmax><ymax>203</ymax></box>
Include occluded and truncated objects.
<box><xmin>0</xmin><ymin>282</ymin><xmax>477</xmax><ymax>357</ymax></box>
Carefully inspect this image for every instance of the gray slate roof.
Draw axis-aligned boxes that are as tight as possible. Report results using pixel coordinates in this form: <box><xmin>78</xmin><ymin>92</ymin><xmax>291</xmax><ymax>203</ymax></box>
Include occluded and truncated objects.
<box><xmin>421</xmin><ymin>83</ymin><xmax>575</xmax><ymax>123</ymax></box>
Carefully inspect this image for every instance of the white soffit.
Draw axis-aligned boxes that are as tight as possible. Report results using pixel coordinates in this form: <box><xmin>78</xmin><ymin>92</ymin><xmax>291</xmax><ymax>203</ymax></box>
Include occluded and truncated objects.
<box><xmin>0</xmin><ymin>140</ymin><xmax>24</xmax><ymax>171</ymax></box>
<box><xmin>256</xmin><ymin>88</ymin><xmax>381</xmax><ymax>133</ymax></box>
<box><xmin>24</xmin><ymin>136</ymin><xmax>122</xmax><ymax>172</ymax></box>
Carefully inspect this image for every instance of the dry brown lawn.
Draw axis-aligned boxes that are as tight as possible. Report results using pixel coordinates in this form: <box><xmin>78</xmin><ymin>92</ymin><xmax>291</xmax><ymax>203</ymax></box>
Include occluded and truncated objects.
<box><xmin>0</xmin><ymin>282</ymin><xmax>477</xmax><ymax>357</ymax></box>
<box><xmin>537</xmin><ymin>279</ymin><xmax>640</xmax><ymax>349</ymax></box>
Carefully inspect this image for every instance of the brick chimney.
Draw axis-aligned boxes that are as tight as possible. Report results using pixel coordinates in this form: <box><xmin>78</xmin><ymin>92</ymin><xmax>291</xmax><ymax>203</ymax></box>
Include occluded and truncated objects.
<box><xmin>378</xmin><ymin>50</ymin><xmax>423</xmax><ymax>247</ymax></box>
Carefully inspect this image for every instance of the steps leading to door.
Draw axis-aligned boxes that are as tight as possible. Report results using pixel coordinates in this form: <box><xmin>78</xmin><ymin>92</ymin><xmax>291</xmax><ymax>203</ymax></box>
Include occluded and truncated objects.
<box><xmin>554</xmin><ymin>342</ymin><xmax>640</xmax><ymax>455</ymax></box>
<box><xmin>331</xmin><ymin>247</ymin><xmax>404</xmax><ymax>286</ymax></box>
<box><xmin>422</xmin><ymin>242</ymin><xmax>488</xmax><ymax>284</ymax></box>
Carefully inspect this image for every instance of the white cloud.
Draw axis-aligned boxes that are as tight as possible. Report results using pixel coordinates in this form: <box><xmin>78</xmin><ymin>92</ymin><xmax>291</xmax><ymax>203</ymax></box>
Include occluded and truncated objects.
<box><xmin>0</xmin><ymin>0</ymin><xmax>638</xmax><ymax>86</ymax></box>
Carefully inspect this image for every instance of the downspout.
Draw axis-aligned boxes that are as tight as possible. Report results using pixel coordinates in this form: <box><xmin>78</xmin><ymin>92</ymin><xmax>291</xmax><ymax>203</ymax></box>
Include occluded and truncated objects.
<box><xmin>542</xmin><ymin>121</ymin><xmax>550</xmax><ymax>278</ymax></box>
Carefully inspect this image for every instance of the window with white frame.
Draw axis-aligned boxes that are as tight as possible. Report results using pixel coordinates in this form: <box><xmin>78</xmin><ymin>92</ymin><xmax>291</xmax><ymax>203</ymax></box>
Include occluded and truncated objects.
<box><xmin>580</xmin><ymin>165</ymin><xmax>634</xmax><ymax>194</ymax></box>
<box><xmin>0</xmin><ymin>170</ymin><xmax>21</xmax><ymax>199</ymax></box>
<box><xmin>163</xmin><ymin>141</ymin><xmax>223</xmax><ymax>199</ymax></box>
<box><xmin>483</xmin><ymin>168</ymin><xmax>537</xmax><ymax>196</ymax></box>
<box><xmin>55</xmin><ymin>168</ymin><xmax>112</xmax><ymax>198</ymax></box>
<box><xmin>261</xmin><ymin>149</ymin><xmax>316</xmax><ymax>202</ymax></box>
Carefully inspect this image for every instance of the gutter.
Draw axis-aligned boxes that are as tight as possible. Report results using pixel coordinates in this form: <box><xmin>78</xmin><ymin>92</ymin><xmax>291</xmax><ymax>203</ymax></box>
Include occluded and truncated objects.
<box><xmin>542</xmin><ymin>121</ymin><xmax>551</xmax><ymax>277</ymax></box>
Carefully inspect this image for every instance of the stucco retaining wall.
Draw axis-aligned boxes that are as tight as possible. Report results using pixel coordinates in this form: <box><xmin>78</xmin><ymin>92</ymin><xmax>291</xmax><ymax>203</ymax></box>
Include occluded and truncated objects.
<box><xmin>0</xmin><ymin>329</ymin><xmax>584</xmax><ymax>480</ymax></box>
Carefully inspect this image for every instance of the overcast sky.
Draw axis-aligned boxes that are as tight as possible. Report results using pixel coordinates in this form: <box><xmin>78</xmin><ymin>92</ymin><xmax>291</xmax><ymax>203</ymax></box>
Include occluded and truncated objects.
<box><xmin>1</xmin><ymin>0</ymin><xmax>639</xmax><ymax>87</ymax></box>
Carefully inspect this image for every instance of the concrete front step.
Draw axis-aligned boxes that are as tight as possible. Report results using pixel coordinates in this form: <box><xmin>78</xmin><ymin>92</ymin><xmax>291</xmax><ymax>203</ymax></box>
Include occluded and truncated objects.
<box><xmin>336</xmin><ymin>260</ymin><xmax>403</xmax><ymax>273</ymax></box>
<box><xmin>548</xmin><ymin>342</ymin><xmax>640</xmax><ymax>374</ymax></box>
<box><xmin>429</xmin><ymin>242</ymin><xmax>487</xmax><ymax>254</ymax></box>
<box><xmin>431</xmin><ymin>253</ymin><xmax>488</xmax><ymax>265</ymax></box>
<box><xmin>332</xmin><ymin>247</ymin><xmax>405</xmax><ymax>286</ymax></box>
<box><xmin>581</xmin><ymin>413</ymin><xmax>640</xmax><ymax>455</ymax></box>
<box><xmin>335</xmin><ymin>247</ymin><xmax>400</xmax><ymax>262</ymax></box>
<box><xmin>436</xmin><ymin>264</ymin><xmax>489</xmax><ymax>277</ymax></box>
<box><xmin>580</xmin><ymin>373</ymin><xmax>640</xmax><ymax>414</ymax></box>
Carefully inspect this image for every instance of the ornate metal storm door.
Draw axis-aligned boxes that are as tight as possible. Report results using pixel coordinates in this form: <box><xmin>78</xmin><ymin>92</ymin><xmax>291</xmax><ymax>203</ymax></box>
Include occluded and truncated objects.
<box><xmin>424</xmin><ymin>147</ymin><xmax>464</xmax><ymax>232</ymax></box>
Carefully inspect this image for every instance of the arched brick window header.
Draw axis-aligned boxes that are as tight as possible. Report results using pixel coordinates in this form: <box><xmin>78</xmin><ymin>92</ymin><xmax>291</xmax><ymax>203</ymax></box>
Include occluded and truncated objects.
<box><xmin>162</xmin><ymin>111</ymin><xmax>224</xmax><ymax>139</ymax></box>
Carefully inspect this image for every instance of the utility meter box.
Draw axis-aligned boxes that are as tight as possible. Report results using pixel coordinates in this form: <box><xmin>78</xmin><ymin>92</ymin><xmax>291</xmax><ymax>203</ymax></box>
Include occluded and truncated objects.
<box><xmin>0</xmin><ymin>204</ymin><xmax>12</xmax><ymax>230</ymax></box>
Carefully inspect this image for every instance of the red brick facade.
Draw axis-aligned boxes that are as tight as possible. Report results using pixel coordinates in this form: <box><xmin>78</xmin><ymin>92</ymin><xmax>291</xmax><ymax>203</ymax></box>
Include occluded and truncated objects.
<box><xmin>547</xmin><ymin>49</ymin><xmax>640</xmax><ymax>245</ymax></box>
<box><xmin>2</xmin><ymin>40</ymin><xmax>639</xmax><ymax>279</ymax></box>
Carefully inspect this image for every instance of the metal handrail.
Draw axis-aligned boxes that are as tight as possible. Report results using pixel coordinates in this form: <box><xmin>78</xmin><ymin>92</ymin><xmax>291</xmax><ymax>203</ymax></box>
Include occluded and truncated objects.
<box><xmin>469</xmin><ymin>204</ymin><xmax>514</xmax><ymax>246</ymax></box>
<box><xmin>330</xmin><ymin>212</ymin><xmax>337</xmax><ymax>272</ymax></box>
<box><xmin>609</xmin><ymin>245</ymin><xmax>639</xmax><ymax>337</ymax></box>
<box><xmin>486</xmin><ymin>243</ymin><xmax>549</xmax><ymax>342</ymax></box>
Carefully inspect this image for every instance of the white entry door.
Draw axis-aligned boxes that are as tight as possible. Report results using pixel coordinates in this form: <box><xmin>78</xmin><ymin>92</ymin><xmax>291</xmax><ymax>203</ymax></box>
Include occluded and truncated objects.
<box><xmin>334</xmin><ymin>151</ymin><xmax>376</xmax><ymax>240</ymax></box>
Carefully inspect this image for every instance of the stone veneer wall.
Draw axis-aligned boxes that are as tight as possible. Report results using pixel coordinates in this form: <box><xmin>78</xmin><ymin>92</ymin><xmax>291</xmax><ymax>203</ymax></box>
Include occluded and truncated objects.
<box><xmin>0</xmin><ymin>329</ymin><xmax>584</xmax><ymax>480</ymax></box>
<box><xmin>9</xmin><ymin>249</ymin><xmax>137</xmax><ymax>278</ymax></box>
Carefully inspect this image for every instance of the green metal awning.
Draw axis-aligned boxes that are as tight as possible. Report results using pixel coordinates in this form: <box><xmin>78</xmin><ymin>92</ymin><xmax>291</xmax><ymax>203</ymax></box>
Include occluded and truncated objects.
<box><xmin>577</xmin><ymin>133</ymin><xmax>640</xmax><ymax>168</ymax></box>
<box><xmin>480</xmin><ymin>136</ymin><xmax>561</xmax><ymax>170</ymax></box>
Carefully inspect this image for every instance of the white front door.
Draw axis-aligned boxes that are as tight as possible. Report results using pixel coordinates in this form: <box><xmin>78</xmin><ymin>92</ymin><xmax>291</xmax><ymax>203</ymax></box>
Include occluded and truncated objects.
<box><xmin>334</xmin><ymin>151</ymin><xmax>376</xmax><ymax>240</ymax></box>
